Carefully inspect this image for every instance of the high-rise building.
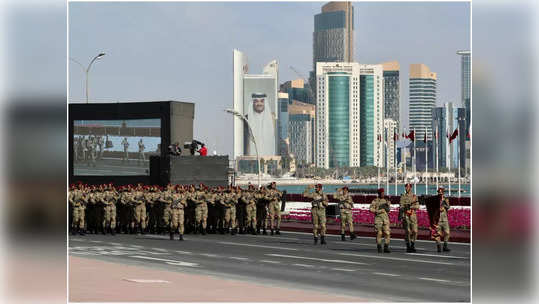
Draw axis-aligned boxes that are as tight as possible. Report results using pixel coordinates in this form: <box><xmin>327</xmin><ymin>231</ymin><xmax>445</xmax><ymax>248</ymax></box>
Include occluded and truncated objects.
<box><xmin>409</xmin><ymin>63</ymin><xmax>437</xmax><ymax>141</ymax></box>
<box><xmin>233</xmin><ymin>49</ymin><xmax>279</xmax><ymax>159</ymax></box>
<box><xmin>359</xmin><ymin>64</ymin><xmax>385</xmax><ymax>167</ymax></box>
<box><xmin>457</xmin><ymin>50</ymin><xmax>471</xmax><ymax>135</ymax></box>
<box><xmin>431</xmin><ymin>102</ymin><xmax>466</xmax><ymax>171</ymax></box>
<box><xmin>289</xmin><ymin>100</ymin><xmax>316</xmax><ymax>165</ymax></box>
<box><xmin>315</xmin><ymin>62</ymin><xmax>361</xmax><ymax>168</ymax></box>
<box><xmin>384</xmin><ymin>119</ymin><xmax>397</xmax><ymax>169</ymax></box>
<box><xmin>381</xmin><ymin>61</ymin><xmax>400</xmax><ymax>129</ymax></box>
<box><xmin>280</xmin><ymin>79</ymin><xmax>312</xmax><ymax>104</ymax></box>
<box><xmin>278</xmin><ymin>92</ymin><xmax>289</xmax><ymax>156</ymax></box>
<box><xmin>310</xmin><ymin>1</ymin><xmax>355</xmax><ymax>104</ymax></box>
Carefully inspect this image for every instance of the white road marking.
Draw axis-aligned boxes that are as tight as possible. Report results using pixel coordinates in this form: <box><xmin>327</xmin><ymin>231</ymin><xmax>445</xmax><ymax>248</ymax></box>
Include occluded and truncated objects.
<box><xmin>130</xmin><ymin>245</ymin><xmax>144</xmax><ymax>248</ymax></box>
<box><xmin>218</xmin><ymin>241</ymin><xmax>298</xmax><ymax>251</ymax></box>
<box><xmin>89</xmin><ymin>240</ymin><xmax>103</xmax><ymax>243</ymax></box>
<box><xmin>109</xmin><ymin>242</ymin><xmax>122</xmax><ymax>246</ymax></box>
<box><xmin>292</xmin><ymin>263</ymin><xmax>315</xmax><ymax>268</ymax></box>
<box><xmin>283</xmin><ymin>231</ymin><xmax>470</xmax><ymax>246</ymax></box>
<box><xmin>200</xmin><ymin>253</ymin><xmax>219</xmax><ymax>258</ymax></box>
<box><xmin>406</xmin><ymin>253</ymin><xmax>468</xmax><ymax>259</ymax></box>
<box><xmin>151</xmin><ymin>248</ymin><xmax>169</xmax><ymax>252</ymax></box>
<box><xmin>242</xmin><ymin>234</ymin><xmax>300</xmax><ymax>241</ymax></box>
<box><xmin>337</xmin><ymin>252</ymin><xmax>457</xmax><ymax>265</ymax></box>
<box><xmin>70</xmin><ymin>238</ymin><xmax>84</xmax><ymax>242</ymax></box>
<box><xmin>373</xmin><ymin>272</ymin><xmax>401</xmax><ymax>277</ymax></box>
<box><xmin>123</xmin><ymin>279</ymin><xmax>170</xmax><ymax>283</ymax></box>
<box><xmin>418</xmin><ymin>277</ymin><xmax>453</xmax><ymax>283</ymax></box>
<box><xmin>175</xmin><ymin>250</ymin><xmax>193</xmax><ymax>255</ymax></box>
<box><xmin>129</xmin><ymin>255</ymin><xmax>199</xmax><ymax>267</ymax></box>
<box><xmin>229</xmin><ymin>257</ymin><xmax>250</xmax><ymax>261</ymax></box>
<box><xmin>267</xmin><ymin>254</ymin><xmax>368</xmax><ymax>265</ymax></box>
<box><xmin>332</xmin><ymin>268</ymin><xmax>356</xmax><ymax>272</ymax></box>
<box><xmin>260</xmin><ymin>260</ymin><xmax>281</xmax><ymax>264</ymax></box>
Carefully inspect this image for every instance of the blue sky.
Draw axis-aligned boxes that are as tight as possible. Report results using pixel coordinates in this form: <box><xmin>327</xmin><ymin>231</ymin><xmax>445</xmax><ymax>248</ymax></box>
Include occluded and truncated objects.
<box><xmin>69</xmin><ymin>1</ymin><xmax>470</xmax><ymax>156</ymax></box>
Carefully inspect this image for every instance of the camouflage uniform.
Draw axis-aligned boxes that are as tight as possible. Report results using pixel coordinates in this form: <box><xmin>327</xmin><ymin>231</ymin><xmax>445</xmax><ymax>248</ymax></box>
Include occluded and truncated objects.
<box><xmin>101</xmin><ymin>190</ymin><xmax>116</xmax><ymax>235</ymax></box>
<box><xmin>169</xmin><ymin>191</ymin><xmax>187</xmax><ymax>240</ymax></box>
<box><xmin>399</xmin><ymin>191</ymin><xmax>419</xmax><ymax>252</ymax></box>
<box><xmin>70</xmin><ymin>189</ymin><xmax>86</xmax><ymax>235</ymax></box>
<box><xmin>255</xmin><ymin>188</ymin><xmax>269</xmax><ymax>235</ymax></box>
<box><xmin>370</xmin><ymin>195</ymin><xmax>391</xmax><ymax>253</ymax></box>
<box><xmin>131</xmin><ymin>189</ymin><xmax>147</xmax><ymax>234</ymax></box>
<box><xmin>303</xmin><ymin>185</ymin><xmax>328</xmax><ymax>245</ymax></box>
<box><xmin>244</xmin><ymin>190</ymin><xmax>258</xmax><ymax>235</ymax></box>
<box><xmin>194</xmin><ymin>187</ymin><xmax>208</xmax><ymax>234</ymax></box>
<box><xmin>436</xmin><ymin>196</ymin><xmax>451</xmax><ymax>252</ymax></box>
<box><xmin>335</xmin><ymin>189</ymin><xmax>356</xmax><ymax>241</ymax></box>
<box><xmin>267</xmin><ymin>187</ymin><xmax>282</xmax><ymax>235</ymax></box>
<box><xmin>223</xmin><ymin>189</ymin><xmax>237</xmax><ymax>234</ymax></box>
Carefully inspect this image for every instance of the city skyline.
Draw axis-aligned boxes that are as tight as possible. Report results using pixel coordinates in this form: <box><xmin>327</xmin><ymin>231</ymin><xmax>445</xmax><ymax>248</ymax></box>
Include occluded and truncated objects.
<box><xmin>69</xmin><ymin>1</ymin><xmax>470</xmax><ymax>157</ymax></box>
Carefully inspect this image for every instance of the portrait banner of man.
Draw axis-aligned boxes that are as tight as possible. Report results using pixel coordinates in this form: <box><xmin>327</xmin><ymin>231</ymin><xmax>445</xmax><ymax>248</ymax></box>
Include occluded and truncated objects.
<box><xmin>252</xmin><ymin>93</ymin><xmax>266</xmax><ymax>114</ymax></box>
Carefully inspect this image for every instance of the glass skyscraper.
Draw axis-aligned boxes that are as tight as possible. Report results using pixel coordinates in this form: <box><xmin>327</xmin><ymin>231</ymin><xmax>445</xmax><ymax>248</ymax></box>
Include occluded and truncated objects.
<box><xmin>382</xmin><ymin>61</ymin><xmax>400</xmax><ymax>129</ymax></box>
<box><xmin>457</xmin><ymin>50</ymin><xmax>471</xmax><ymax>135</ymax></box>
<box><xmin>360</xmin><ymin>75</ymin><xmax>374</xmax><ymax>166</ymax></box>
<box><xmin>409</xmin><ymin>63</ymin><xmax>437</xmax><ymax>141</ymax></box>
<box><xmin>328</xmin><ymin>72</ymin><xmax>350</xmax><ymax>167</ymax></box>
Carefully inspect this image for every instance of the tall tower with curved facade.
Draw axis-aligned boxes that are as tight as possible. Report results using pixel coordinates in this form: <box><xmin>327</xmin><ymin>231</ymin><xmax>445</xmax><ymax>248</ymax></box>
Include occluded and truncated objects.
<box><xmin>408</xmin><ymin>63</ymin><xmax>437</xmax><ymax>141</ymax></box>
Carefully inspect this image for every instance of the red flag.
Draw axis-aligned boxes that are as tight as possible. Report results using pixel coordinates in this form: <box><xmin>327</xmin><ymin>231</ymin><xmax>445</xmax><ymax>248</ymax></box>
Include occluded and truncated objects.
<box><xmin>424</xmin><ymin>132</ymin><xmax>427</xmax><ymax>143</ymax></box>
<box><xmin>467</xmin><ymin>131</ymin><xmax>470</xmax><ymax>140</ymax></box>
<box><xmin>449</xmin><ymin>128</ymin><xmax>459</xmax><ymax>143</ymax></box>
<box><xmin>407</xmin><ymin>130</ymin><xmax>415</xmax><ymax>142</ymax></box>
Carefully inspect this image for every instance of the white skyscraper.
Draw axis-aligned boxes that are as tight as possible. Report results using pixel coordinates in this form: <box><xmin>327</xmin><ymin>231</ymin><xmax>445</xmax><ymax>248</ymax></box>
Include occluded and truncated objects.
<box><xmin>384</xmin><ymin>119</ymin><xmax>397</xmax><ymax>169</ymax></box>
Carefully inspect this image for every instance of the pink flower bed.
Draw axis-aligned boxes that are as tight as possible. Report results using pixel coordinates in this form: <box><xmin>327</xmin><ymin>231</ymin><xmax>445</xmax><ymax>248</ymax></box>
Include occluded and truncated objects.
<box><xmin>282</xmin><ymin>207</ymin><xmax>470</xmax><ymax>230</ymax></box>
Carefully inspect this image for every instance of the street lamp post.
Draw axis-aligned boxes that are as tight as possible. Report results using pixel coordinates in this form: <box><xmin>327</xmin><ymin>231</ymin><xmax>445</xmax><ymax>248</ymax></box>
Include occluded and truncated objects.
<box><xmin>70</xmin><ymin>52</ymin><xmax>106</xmax><ymax>103</ymax></box>
<box><xmin>225</xmin><ymin>109</ymin><xmax>261</xmax><ymax>188</ymax></box>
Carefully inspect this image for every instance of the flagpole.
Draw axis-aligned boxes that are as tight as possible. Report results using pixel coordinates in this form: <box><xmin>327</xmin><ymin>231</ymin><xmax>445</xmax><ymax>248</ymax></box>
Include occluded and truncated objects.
<box><xmin>404</xmin><ymin>127</ymin><xmax>407</xmax><ymax>185</ymax></box>
<box><xmin>458</xmin><ymin>124</ymin><xmax>461</xmax><ymax>198</ymax></box>
<box><xmin>425</xmin><ymin>127</ymin><xmax>428</xmax><ymax>195</ymax></box>
<box><xmin>386</xmin><ymin>128</ymin><xmax>389</xmax><ymax>193</ymax></box>
<box><xmin>448</xmin><ymin>129</ymin><xmax>451</xmax><ymax>197</ymax></box>
<box><xmin>377</xmin><ymin>135</ymin><xmax>380</xmax><ymax>189</ymax></box>
<box><xmin>394</xmin><ymin>127</ymin><xmax>397</xmax><ymax>196</ymax></box>
<box><xmin>436</xmin><ymin>124</ymin><xmax>439</xmax><ymax>191</ymax></box>
<box><xmin>412</xmin><ymin>129</ymin><xmax>417</xmax><ymax>194</ymax></box>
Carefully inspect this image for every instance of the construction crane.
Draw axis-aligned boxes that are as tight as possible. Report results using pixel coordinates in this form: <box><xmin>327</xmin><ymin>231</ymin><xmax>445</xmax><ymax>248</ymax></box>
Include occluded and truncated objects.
<box><xmin>289</xmin><ymin>66</ymin><xmax>314</xmax><ymax>102</ymax></box>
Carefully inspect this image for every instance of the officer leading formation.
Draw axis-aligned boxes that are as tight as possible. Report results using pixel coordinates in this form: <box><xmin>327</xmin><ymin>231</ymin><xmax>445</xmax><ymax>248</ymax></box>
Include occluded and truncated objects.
<box><xmin>69</xmin><ymin>183</ymin><xmax>452</xmax><ymax>252</ymax></box>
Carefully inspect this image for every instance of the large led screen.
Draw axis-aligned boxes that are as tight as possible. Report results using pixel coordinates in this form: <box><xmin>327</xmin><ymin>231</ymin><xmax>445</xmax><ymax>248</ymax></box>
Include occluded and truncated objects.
<box><xmin>73</xmin><ymin>119</ymin><xmax>161</xmax><ymax>176</ymax></box>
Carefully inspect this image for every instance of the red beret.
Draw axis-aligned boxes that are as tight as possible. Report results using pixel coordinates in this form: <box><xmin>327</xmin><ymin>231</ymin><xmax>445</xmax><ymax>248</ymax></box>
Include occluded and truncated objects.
<box><xmin>316</xmin><ymin>184</ymin><xmax>323</xmax><ymax>188</ymax></box>
<box><xmin>377</xmin><ymin>188</ymin><xmax>385</xmax><ymax>193</ymax></box>
<box><xmin>438</xmin><ymin>187</ymin><xmax>445</xmax><ymax>193</ymax></box>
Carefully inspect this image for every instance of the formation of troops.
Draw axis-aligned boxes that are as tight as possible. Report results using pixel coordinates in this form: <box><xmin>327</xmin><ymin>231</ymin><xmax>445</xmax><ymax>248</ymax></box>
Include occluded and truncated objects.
<box><xmin>69</xmin><ymin>182</ymin><xmax>452</xmax><ymax>253</ymax></box>
<box><xmin>73</xmin><ymin>135</ymin><xmax>148</xmax><ymax>166</ymax></box>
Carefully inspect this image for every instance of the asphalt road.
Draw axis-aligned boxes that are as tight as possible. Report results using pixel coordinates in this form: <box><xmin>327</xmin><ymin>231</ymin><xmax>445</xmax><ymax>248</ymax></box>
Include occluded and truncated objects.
<box><xmin>69</xmin><ymin>231</ymin><xmax>470</xmax><ymax>302</ymax></box>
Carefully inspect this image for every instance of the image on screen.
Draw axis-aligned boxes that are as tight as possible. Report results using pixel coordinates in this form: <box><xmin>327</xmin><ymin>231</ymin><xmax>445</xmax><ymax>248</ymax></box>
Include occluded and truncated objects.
<box><xmin>73</xmin><ymin>119</ymin><xmax>161</xmax><ymax>176</ymax></box>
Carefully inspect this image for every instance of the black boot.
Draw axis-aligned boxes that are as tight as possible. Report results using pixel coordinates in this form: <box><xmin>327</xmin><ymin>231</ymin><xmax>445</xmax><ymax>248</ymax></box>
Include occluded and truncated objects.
<box><xmin>263</xmin><ymin>228</ymin><xmax>267</xmax><ymax>235</ymax></box>
<box><xmin>341</xmin><ymin>234</ymin><xmax>346</xmax><ymax>241</ymax></box>
<box><xmin>314</xmin><ymin>237</ymin><xmax>318</xmax><ymax>245</ymax></box>
<box><xmin>350</xmin><ymin>232</ymin><xmax>356</xmax><ymax>240</ymax></box>
<box><xmin>271</xmin><ymin>229</ymin><xmax>274</xmax><ymax>235</ymax></box>
<box><xmin>201</xmin><ymin>227</ymin><xmax>206</xmax><ymax>235</ymax></box>
<box><xmin>141</xmin><ymin>227</ymin><xmax>146</xmax><ymax>235</ymax></box>
<box><xmin>377</xmin><ymin>244</ymin><xmax>382</xmax><ymax>253</ymax></box>
<box><xmin>256</xmin><ymin>227</ymin><xmax>261</xmax><ymax>234</ymax></box>
<box><xmin>437</xmin><ymin>243</ymin><xmax>442</xmax><ymax>252</ymax></box>
<box><xmin>71</xmin><ymin>227</ymin><xmax>77</xmax><ymax>235</ymax></box>
<box><xmin>384</xmin><ymin>244</ymin><xmax>391</xmax><ymax>253</ymax></box>
<box><xmin>252</xmin><ymin>227</ymin><xmax>257</xmax><ymax>235</ymax></box>
<box><xmin>231</xmin><ymin>228</ymin><xmax>236</xmax><ymax>235</ymax></box>
<box><xmin>110</xmin><ymin>227</ymin><xmax>115</xmax><ymax>236</ymax></box>
<box><xmin>169</xmin><ymin>231</ymin><xmax>174</xmax><ymax>240</ymax></box>
<box><xmin>102</xmin><ymin>227</ymin><xmax>106</xmax><ymax>235</ymax></box>
<box><xmin>406</xmin><ymin>242</ymin><xmax>412</xmax><ymax>253</ymax></box>
<box><xmin>321</xmin><ymin>236</ymin><xmax>327</xmax><ymax>245</ymax></box>
<box><xmin>275</xmin><ymin>229</ymin><xmax>281</xmax><ymax>235</ymax></box>
<box><xmin>443</xmin><ymin>242</ymin><xmax>451</xmax><ymax>252</ymax></box>
<box><xmin>194</xmin><ymin>225</ymin><xmax>199</xmax><ymax>235</ymax></box>
<box><xmin>179</xmin><ymin>234</ymin><xmax>184</xmax><ymax>241</ymax></box>
<box><xmin>78</xmin><ymin>227</ymin><xmax>85</xmax><ymax>236</ymax></box>
<box><xmin>411</xmin><ymin>242</ymin><xmax>416</xmax><ymax>252</ymax></box>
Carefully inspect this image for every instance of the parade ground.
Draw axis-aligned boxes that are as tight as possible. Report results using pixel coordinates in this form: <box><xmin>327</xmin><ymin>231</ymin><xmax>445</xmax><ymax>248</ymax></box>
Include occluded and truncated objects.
<box><xmin>69</xmin><ymin>232</ymin><xmax>470</xmax><ymax>302</ymax></box>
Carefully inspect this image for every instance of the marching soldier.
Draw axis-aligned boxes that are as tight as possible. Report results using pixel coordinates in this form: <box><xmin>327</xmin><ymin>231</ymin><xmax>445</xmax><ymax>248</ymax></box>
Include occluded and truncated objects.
<box><xmin>194</xmin><ymin>184</ymin><xmax>209</xmax><ymax>235</ymax></box>
<box><xmin>335</xmin><ymin>186</ymin><xmax>356</xmax><ymax>241</ymax></box>
<box><xmin>267</xmin><ymin>182</ymin><xmax>282</xmax><ymax>235</ymax></box>
<box><xmin>436</xmin><ymin>187</ymin><xmax>451</xmax><ymax>252</ymax></box>
<box><xmin>170</xmin><ymin>186</ymin><xmax>188</xmax><ymax>241</ymax></box>
<box><xmin>131</xmin><ymin>184</ymin><xmax>147</xmax><ymax>234</ymax></box>
<box><xmin>245</xmin><ymin>185</ymin><xmax>258</xmax><ymax>235</ymax></box>
<box><xmin>399</xmin><ymin>183</ymin><xmax>419</xmax><ymax>252</ymax></box>
<box><xmin>101</xmin><ymin>187</ymin><xmax>116</xmax><ymax>235</ymax></box>
<box><xmin>70</xmin><ymin>185</ymin><xmax>86</xmax><ymax>235</ymax></box>
<box><xmin>222</xmin><ymin>186</ymin><xmax>238</xmax><ymax>235</ymax></box>
<box><xmin>303</xmin><ymin>184</ymin><xmax>328</xmax><ymax>245</ymax></box>
<box><xmin>159</xmin><ymin>185</ymin><xmax>174</xmax><ymax>234</ymax></box>
<box><xmin>121</xmin><ymin>137</ymin><xmax>129</xmax><ymax>163</ymax></box>
<box><xmin>370</xmin><ymin>188</ymin><xmax>391</xmax><ymax>253</ymax></box>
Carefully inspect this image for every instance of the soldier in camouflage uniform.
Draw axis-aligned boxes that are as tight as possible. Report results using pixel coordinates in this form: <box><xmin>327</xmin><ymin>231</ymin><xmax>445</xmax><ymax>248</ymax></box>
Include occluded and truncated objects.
<box><xmin>159</xmin><ymin>185</ymin><xmax>174</xmax><ymax>234</ymax></box>
<box><xmin>335</xmin><ymin>186</ymin><xmax>356</xmax><ymax>241</ymax></box>
<box><xmin>255</xmin><ymin>186</ymin><xmax>269</xmax><ymax>235</ymax></box>
<box><xmin>69</xmin><ymin>185</ymin><xmax>86</xmax><ymax>235</ymax></box>
<box><xmin>435</xmin><ymin>187</ymin><xmax>451</xmax><ymax>252</ymax></box>
<box><xmin>267</xmin><ymin>182</ymin><xmax>282</xmax><ymax>235</ymax></box>
<box><xmin>194</xmin><ymin>184</ymin><xmax>209</xmax><ymax>235</ymax></box>
<box><xmin>100</xmin><ymin>186</ymin><xmax>117</xmax><ymax>235</ymax></box>
<box><xmin>244</xmin><ymin>185</ymin><xmax>258</xmax><ymax>235</ymax></box>
<box><xmin>169</xmin><ymin>186</ymin><xmax>188</xmax><ymax>240</ymax></box>
<box><xmin>304</xmin><ymin>184</ymin><xmax>328</xmax><ymax>245</ymax></box>
<box><xmin>131</xmin><ymin>184</ymin><xmax>147</xmax><ymax>234</ymax></box>
<box><xmin>370</xmin><ymin>188</ymin><xmax>391</xmax><ymax>253</ymax></box>
<box><xmin>399</xmin><ymin>183</ymin><xmax>419</xmax><ymax>252</ymax></box>
<box><xmin>222</xmin><ymin>186</ymin><xmax>238</xmax><ymax>235</ymax></box>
